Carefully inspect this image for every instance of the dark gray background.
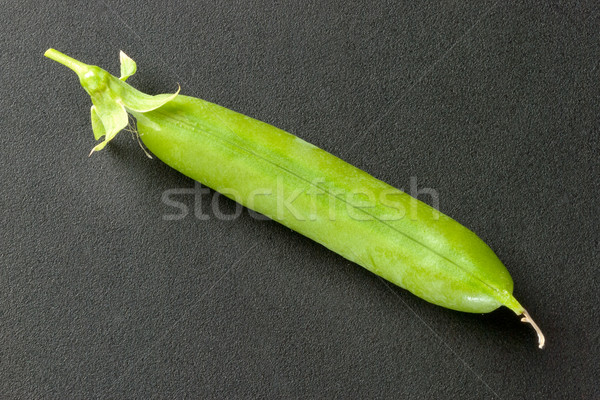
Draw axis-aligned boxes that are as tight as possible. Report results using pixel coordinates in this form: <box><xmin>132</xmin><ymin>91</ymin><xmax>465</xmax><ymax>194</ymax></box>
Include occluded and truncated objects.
<box><xmin>1</xmin><ymin>1</ymin><xmax>598</xmax><ymax>398</ymax></box>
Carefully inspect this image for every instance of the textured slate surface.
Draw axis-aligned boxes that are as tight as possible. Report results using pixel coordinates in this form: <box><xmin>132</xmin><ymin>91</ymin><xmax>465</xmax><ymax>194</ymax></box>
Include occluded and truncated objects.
<box><xmin>1</xmin><ymin>1</ymin><xmax>598</xmax><ymax>398</ymax></box>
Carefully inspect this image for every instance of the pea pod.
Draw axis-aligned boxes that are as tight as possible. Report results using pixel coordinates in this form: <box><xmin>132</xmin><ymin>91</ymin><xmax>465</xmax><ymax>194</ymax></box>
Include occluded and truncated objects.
<box><xmin>44</xmin><ymin>49</ymin><xmax>545</xmax><ymax>348</ymax></box>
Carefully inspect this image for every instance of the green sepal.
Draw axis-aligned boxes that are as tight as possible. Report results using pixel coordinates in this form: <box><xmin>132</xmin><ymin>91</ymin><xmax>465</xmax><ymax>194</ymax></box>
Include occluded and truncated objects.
<box><xmin>118</xmin><ymin>82</ymin><xmax>180</xmax><ymax>113</ymax></box>
<box><xmin>90</xmin><ymin>106</ymin><xmax>105</xmax><ymax>140</ymax></box>
<box><xmin>116</xmin><ymin>51</ymin><xmax>180</xmax><ymax>112</ymax></box>
<box><xmin>119</xmin><ymin>51</ymin><xmax>137</xmax><ymax>81</ymax></box>
<box><xmin>89</xmin><ymin>92</ymin><xmax>129</xmax><ymax>154</ymax></box>
<box><xmin>44</xmin><ymin>48</ymin><xmax>179</xmax><ymax>154</ymax></box>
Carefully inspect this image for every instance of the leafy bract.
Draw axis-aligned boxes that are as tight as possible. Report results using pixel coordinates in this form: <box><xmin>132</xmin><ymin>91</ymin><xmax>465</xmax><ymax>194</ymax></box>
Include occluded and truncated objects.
<box><xmin>119</xmin><ymin>51</ymin><xmax>137</xmax><ymax>81</ymax></box>
<box><xmin>44</xmin><ymin>48</ymin><xmax>179</xmax><ymax>154</ymax></box>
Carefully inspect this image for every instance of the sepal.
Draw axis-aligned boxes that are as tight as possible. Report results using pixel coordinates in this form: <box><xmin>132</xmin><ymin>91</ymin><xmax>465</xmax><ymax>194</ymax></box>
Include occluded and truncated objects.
<box><xmin>119</xmin><ymin>51</ymin><xmax>137</xmax><ymax>81</ymax></box>
<box><xmin>88</xmin><ymin>93</ymin><xmax>129</xmax><ymax>155</ymax></box>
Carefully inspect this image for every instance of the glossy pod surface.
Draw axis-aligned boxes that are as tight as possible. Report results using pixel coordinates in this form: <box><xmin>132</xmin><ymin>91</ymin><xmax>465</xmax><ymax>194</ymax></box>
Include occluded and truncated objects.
<box><xmin>134</xmin><ymin>95</ymin><xmax>519</xmax><ymax>314</ymax></box>
<box><xmin>44</xmin><ymin>49</ymin><xmax>544</xmax><ymax>347</ymax></box>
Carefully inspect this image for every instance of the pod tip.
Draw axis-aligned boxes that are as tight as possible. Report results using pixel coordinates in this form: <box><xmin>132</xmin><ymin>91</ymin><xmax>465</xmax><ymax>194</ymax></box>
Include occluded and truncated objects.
<box><xmin>521</xmin><ymin>309</ymin><xmax>545</xmax><ymax>349</ymax></box>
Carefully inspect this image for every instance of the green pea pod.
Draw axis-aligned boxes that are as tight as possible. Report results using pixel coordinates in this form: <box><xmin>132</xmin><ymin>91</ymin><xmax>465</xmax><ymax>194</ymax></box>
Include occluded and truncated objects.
<box><xmin>44</xmin><ymin>49</ymin><xmax>544</xmax><ymax>348</ymax></box>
